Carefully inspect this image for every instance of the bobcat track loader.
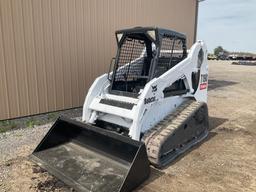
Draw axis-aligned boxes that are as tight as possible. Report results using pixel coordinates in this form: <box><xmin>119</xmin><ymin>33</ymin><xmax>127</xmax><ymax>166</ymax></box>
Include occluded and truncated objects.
<box><xmin>31</xmin><ymin>27</ymin><xmax>209</xmax><ymax>192</ymax></box>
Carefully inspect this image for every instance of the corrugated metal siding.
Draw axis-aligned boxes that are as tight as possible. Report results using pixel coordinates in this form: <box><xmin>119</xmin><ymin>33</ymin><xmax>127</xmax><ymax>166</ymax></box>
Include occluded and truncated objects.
<box><xmin>0</xmin><ymin>0</ymin><xmax>197</xmax><ymax>120</ymax></box>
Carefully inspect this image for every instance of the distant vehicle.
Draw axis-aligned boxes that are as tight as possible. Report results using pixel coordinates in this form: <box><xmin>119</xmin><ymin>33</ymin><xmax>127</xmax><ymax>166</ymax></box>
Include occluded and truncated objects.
<box><xmin>217</xmin><ymin>51</ymin><xmax>228</xmax><ymax>60</ymax></box>
<box><xmin>228</xmin><ymin>54</ymin><xmax>255</xmax><ymax>61</ymax></box>
<box><xmin>217</xmin><ymin>55</ymin><xmax>228</xmax><ymax>60</ymax></box>
<box><xmin>228</xmin><ymin>54</ymin><xmax>238</xmax><ymax>60</ymax></box>
<box><xmin>207</xmin><ymin>54</ymin><xmax>218</xmax><ymax>60</ymax></box>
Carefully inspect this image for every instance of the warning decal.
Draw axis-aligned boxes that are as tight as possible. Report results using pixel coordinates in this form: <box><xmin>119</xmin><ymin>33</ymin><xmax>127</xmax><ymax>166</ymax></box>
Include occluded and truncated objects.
<box><xmin>200</xmin><ymin>83</ymin><xmax>207</xmax><ymax>90</ymax></box>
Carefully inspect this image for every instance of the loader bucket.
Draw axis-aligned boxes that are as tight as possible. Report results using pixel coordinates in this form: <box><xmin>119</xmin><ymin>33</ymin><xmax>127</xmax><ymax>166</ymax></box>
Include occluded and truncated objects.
<box><xmin>31</xmin><ymin>117</ymin><xmax>150</xmax><ymax>192</ymax></box>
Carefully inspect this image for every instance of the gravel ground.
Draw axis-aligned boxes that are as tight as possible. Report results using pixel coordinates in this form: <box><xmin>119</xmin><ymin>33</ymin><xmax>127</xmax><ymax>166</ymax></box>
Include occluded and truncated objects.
<box><xmin>0</xmin><ymin>114</ymin><xmax>82</xmax><ymax>163</ymax></box>
<box><xmin>0</xmin><ymin>61</ymin><xmax>256</xmax><ymax>192</ymax></box>
<box><xmin>0</xmin><ymin>112</ymin><xmax>82</xmax><ymax>192</ymax></box>
<box><xmin>0</xmin><ymin>124</ymin><xmax>51</xmax><ymax>162</ymax></box>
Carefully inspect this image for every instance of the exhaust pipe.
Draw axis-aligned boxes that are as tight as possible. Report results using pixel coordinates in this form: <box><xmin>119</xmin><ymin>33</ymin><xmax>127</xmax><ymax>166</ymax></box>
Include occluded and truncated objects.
<box><xmin>31</xmin><ymin>117</ymin><xmax>150</xmax><ymax>192</ymax></box>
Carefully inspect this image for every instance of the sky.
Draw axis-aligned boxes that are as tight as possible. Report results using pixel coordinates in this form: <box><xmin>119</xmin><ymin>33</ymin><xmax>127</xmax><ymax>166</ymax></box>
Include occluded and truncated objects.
<box><xmin>197</xmin><ymin>0</ymin><xmax>256</xmax><ymax>53</ymax></box>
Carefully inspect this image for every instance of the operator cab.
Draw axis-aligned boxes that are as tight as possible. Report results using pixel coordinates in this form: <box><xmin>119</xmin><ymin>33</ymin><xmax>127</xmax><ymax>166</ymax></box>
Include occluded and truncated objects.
<box><xmin>109</xmin><ymin>27</ymin><xmax>187</xmax><ymax>97</ymax></box>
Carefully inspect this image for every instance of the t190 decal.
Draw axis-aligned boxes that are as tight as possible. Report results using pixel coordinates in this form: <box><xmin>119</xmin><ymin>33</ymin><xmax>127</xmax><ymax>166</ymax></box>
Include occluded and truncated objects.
<box><xmin>200</xmin><ymin>74</ymin><xmax>208</xmax><ymax>90</ymax></box>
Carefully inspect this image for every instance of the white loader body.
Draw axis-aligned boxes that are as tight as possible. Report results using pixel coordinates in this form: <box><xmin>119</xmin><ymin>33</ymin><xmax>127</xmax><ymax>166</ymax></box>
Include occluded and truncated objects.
<box><xmin>83</xmin><ymin>40</ymin><xmax>208</xmax><ymax>141</ymax></box>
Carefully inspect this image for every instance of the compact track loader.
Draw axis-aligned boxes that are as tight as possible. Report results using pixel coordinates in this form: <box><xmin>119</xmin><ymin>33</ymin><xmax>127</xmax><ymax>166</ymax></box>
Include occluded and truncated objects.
<box><xmin>31</xmin><ymin>27</ymin><xmax>209</xmax><ymax>192</ymax></box>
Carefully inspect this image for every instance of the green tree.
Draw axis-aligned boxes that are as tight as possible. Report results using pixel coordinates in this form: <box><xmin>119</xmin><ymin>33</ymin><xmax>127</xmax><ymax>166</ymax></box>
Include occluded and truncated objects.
<box><xmin>214</xmin><ymin>46</ymin><xmax>224</xmax><ymax>56</ymax></box>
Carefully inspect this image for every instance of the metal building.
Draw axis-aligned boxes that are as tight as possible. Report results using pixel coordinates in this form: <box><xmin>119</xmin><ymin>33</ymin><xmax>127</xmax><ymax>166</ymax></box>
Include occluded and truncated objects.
<box><xmin>0</xmin><ymin>0</ymin><xmax>199</xmax><ymax>120</ymax></box>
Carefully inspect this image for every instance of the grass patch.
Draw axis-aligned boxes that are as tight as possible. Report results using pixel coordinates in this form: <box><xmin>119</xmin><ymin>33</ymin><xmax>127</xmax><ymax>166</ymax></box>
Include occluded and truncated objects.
<box><xmin>0</xmin><ymin>126</ymin><xmax>10</xmax><ymax>133</ymax></box>
<box><xmin>25</xmin><ymin>118</ymin><xmax>41</xmax><ymax>128</ymax></box>
<box><xmin>0</xmin><ymin>120</ymin><xmax>17</xmax><ymax>133</ymax></box>
<box><xmin>47</xmin><ymin>112</ymin><xmax>59</xmax><ymax>121</ymax></box>
<box><xmin>0</xmin><ymin>108</ymin><xmax>81</xmax><ymax>134</ymax></box>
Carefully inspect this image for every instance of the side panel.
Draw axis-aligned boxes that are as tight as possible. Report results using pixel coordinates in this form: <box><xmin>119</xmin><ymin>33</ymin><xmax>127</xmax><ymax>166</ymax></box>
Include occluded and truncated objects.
<box><xmin>140</xmin><ymin>96</ymin><xmax>186</xmax><ymax>133</ymax></box>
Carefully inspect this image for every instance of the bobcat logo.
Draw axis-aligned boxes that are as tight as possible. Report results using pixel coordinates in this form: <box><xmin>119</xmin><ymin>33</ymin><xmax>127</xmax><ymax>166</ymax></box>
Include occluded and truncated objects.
<box><xmin>151</xmin><ymin>85</ymin><xmax>157</xmax><ymax>92</ymax></box>
<box><xmin>144</xmin><ymin>96</ymin><xmax>156</xmax><ymax>104</ymax></box>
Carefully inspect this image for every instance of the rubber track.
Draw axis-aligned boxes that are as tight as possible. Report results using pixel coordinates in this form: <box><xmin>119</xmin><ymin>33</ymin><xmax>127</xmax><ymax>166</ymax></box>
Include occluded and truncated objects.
<box><xmin>142</xmin><ymin>100</ymin><xmax>204</xmax><ymax>167</ymax></box>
